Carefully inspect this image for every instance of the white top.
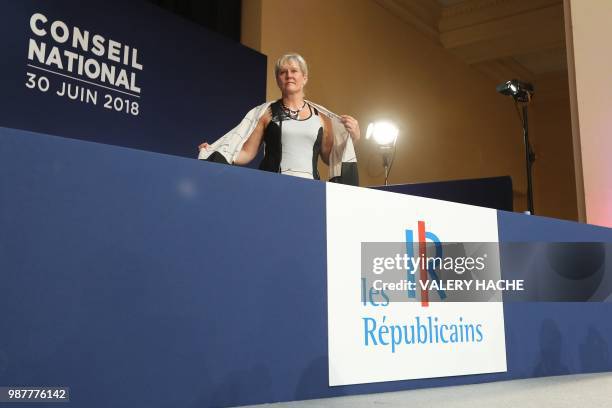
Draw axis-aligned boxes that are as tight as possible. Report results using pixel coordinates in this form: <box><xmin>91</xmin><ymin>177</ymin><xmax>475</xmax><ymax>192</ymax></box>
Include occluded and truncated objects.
<box><xmin>280</xmin><ymin>109</ymin><xmax>322</xmax><ymax>179</ymax></box>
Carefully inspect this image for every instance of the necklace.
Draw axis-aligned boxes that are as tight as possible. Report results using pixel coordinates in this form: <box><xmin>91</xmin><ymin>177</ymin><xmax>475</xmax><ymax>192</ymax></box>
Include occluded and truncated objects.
<box><xmin>282</xmin><ymin>101</ymin><xmax>306</xmax><ymax>119</ymax></box>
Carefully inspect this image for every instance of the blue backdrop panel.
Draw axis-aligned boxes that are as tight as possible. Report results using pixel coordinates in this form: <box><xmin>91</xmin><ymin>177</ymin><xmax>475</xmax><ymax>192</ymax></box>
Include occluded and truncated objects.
<box><xmin>1</xmin><ymin>127</ymin><xmax>612</xmax><ymax>407</ymax></box>
<box><xmin>0</xmin><ymin>0</ymin><xmax>266</xmax><ymax>159</ymax></box>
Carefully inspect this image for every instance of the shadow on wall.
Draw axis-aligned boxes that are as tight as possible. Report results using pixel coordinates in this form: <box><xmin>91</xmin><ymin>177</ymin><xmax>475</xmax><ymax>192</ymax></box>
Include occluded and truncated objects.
<box><xmin>203</xmin><ymin>365</ymin><xmax>273</xmax><ymax>407</ymax></box>
<box><xmin>295</xmin><ymin>356</ymin><xmax>347</xmax><ymax>401</ymax></box>
<box><xmin>533</xmin><ymin>320</ymin><xmax>612</xmax><ymax>377</ymax></box>
<box><xmin>579</xmin><ymin>327</ymin><xmax>610</xmax><ymax>372</ymax></box>
<box><xmin>533</xmin><ymin>318</ymin><xmax>569</xmax><ymax>377</ymax></box>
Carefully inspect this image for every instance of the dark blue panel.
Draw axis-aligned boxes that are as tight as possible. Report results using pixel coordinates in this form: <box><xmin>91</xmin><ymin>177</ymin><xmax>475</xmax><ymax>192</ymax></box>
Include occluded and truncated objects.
<box><xmin>372</xmin><ymin>176</ymin><xmax>513</xmax><ymax>211</ymax></box>
<box><xmin>0</xmin><ymin>0</ymin><xmax>266</xmax><ymax>161</ymax></box>
<box><xmin>0</xmin><ymin>127</ymin><xmax>326</xmax><ymax>407</ymax></box>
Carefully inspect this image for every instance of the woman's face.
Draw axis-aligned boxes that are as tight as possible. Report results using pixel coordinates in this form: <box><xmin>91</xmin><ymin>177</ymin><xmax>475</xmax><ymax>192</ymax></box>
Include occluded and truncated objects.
<box><xmin>276</xmin><ymin>60</ymin><xmax>307</xmax><ymax>96</ymax></box>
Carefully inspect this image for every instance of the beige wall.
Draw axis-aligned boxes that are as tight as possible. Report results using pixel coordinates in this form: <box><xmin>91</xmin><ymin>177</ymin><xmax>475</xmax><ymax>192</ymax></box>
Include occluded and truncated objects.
<box><xmin>565</xmin><ymin>0</ymin><xmax>612</xmax><ymax>227</ymax></box>
<box><xmin>530</xmin><ymin>74</ymin><xmax>578</xmax><ymax>221</ymax></box>
<box><xmin>242</xmin><ymin>0</ymin><xmax>578</xmax><ymax>219</ymax></box>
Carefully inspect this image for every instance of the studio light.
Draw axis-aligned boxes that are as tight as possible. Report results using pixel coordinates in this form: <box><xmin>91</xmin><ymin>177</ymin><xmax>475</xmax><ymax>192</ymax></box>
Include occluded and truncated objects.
<box><xmin>496</xmin><ymin>79</ymin><xmax>534</xmax><ymax>103</ymax></box>
<box><xmin>366</xmin><ymin>121</ymin><xmax>399</xmax><ymax>147</ymax></box>
<box><xmin>366</xmin><ymin>121</ymin><xmax>399</xmax><ymax>185</ymax></box>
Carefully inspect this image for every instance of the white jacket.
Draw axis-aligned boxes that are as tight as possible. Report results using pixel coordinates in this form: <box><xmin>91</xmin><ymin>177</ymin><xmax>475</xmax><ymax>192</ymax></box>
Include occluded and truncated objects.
<box><xmin>197</xmin><ymin>100</ymin><xmax>357</xmax><ymax>180</ymax></box>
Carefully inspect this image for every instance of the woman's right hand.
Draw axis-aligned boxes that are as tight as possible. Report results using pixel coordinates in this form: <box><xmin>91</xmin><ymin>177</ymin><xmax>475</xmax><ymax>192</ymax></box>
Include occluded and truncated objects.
<box><xmin>198</xmin><ymin>142</ymin><xmax>210</xmax><ymax>150</ymax></box>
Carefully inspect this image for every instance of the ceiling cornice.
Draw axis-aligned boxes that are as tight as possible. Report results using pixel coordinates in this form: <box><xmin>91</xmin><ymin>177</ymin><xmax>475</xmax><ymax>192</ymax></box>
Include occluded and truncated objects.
<box><xmin>373</xmin><ymin>0</ymin><xmax>442</xmax><ymax>41</ymax></box>
<box><xmin>442</xmin><ymin>0</ymin><xmax>512</xmax><ymax>19</ymax></box>
<box><xmin>440</xmin><ymin>0</ymin><xmax>562</xmax><ymax>31</ymax></box>
<box><xmin>374</xmin><ymin>0</ymin><xmax>566</xmax><ymax>87</ymax></box>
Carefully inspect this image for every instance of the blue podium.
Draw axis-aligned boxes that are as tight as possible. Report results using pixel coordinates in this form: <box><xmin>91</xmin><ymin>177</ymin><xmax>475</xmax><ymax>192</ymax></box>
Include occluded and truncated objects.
<box><xmin>1</xmin><ymin>127</ymin><xmax>611</xmax><ymax>407</ymax></box>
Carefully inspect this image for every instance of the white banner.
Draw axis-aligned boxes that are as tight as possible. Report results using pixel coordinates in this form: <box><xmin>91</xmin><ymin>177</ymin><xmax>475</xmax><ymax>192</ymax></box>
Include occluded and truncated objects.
<box><xmin>326</xmin><ymin>184</ymin><xmax>507</xmax><ymax>386</ymax></box>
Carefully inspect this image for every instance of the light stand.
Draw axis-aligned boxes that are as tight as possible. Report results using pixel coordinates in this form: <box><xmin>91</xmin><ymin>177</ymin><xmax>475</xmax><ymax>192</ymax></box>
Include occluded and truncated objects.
<box><xmin>381</xmin><ymin>145</ymin><xmax>394</xmax><ymax>186</ymax></box>
<box><xmin>521</xmin><ymin>104</ymin><xmax>536</xmax><ymax>215</ymax></box>
<box><xmin>497</xmin><ymin>79</ymin><xmax>536</xmax><ymax>215</ymax></box>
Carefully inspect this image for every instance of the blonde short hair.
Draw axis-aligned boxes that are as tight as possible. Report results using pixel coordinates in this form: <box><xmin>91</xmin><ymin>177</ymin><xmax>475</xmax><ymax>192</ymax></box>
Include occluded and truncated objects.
<box><xmin>274</xmin><ymin>53</ymin><xmax>308</xmax><ymax>77</ymax></box>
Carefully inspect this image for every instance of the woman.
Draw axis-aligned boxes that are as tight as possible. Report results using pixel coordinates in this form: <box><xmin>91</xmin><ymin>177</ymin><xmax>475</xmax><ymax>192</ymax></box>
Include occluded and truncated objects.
<box><xmin>198</xmin><ymin>53</ymin><xmax>360</xmax><ymax>185</ymax></box>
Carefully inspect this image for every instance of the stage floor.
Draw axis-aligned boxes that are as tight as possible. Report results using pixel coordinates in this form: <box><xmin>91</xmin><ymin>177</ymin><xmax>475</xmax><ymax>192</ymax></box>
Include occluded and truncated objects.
<box><xmin>247</xmin><ymin>372</ymin><xmax>612</xmax><ymax>408</ymax></box>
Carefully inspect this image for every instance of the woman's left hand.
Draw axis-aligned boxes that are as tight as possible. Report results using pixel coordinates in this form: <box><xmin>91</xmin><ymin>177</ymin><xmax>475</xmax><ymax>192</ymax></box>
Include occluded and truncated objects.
<box><xmin>340</xmin><ymin>115</ymin><xmax>360</xmax><ymax>141</ymax></box>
